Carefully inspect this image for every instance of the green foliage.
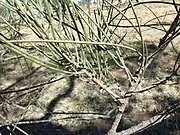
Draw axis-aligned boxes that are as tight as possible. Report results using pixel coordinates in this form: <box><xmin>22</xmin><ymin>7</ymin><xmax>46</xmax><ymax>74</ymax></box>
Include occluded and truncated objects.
<box><xmin>0</xmin><ymin>0</ymin><xmax>138</xmax><ymax>80</ymax></box>
<box><xmin>0</xmin><ymin>0</ymin><xmax>179</xmax><ymax>97</ymax></box>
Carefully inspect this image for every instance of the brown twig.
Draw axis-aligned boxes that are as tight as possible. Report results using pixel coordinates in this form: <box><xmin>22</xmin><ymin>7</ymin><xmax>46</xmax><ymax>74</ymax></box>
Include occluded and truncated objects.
<box><xmin>125</xmin><ymin>51</ymin><xmax>180</xmax><ymax>95</ymax></box>
<box><xmin>116</xmin><ymin>114</ymin><xmax>171</xmax><ymax>135</ymax></box>
<box><xmin>108</xmin><ymin>99</ymin><xmax>128</xmax><ymax>134</ymax></box>
<box><xmin>84</xmin><ymin>70</ymin><xmax>130</xmax><ymax>134</ymax></box>
<box><xmin>84</xmin><ymin>70</ymin><xmax>122</xmax><ymax>101</ymax></box>
<box><xmin>113</xmin><ymin>101</ymin><xmax>180</xmax><ymax>135</ymax></box>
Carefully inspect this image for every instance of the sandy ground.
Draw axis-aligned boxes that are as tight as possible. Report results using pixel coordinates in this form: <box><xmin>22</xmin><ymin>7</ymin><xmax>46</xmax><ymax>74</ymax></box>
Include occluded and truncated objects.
<box><xmin>0</xmin><ymin>0</ymin><xmax>179</xmax><ymax>134</ymax></box>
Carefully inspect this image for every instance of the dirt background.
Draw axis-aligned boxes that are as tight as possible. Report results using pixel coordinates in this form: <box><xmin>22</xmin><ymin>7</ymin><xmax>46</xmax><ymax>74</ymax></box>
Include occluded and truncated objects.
<box><xmin>0</xmin><ymin>0</ymin><xmax>180</xmax><ymax>134</ymax></box>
